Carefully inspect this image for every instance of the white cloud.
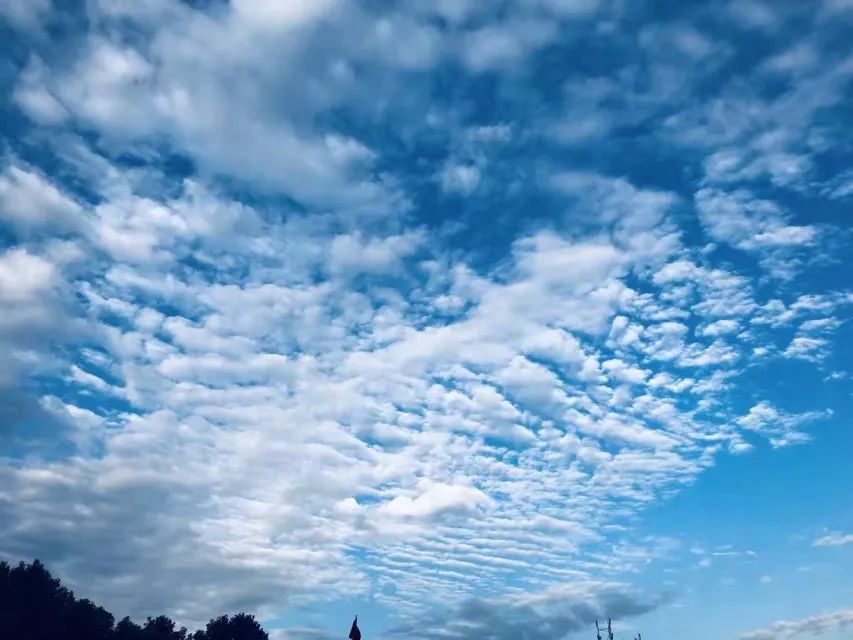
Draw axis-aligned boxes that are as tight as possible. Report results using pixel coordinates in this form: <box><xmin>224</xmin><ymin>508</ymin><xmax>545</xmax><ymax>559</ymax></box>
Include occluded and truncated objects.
<box><xmin>0</xmin><ymin>247</ymin><xmax>56</xmax><ymax>302</ymax></box>
<box><xmin>328</xmin><ymin>231</ymin><xmax>423</xmax><ymax>276</ymax></box>
<box><xmin>762</xmin><ymin>43</ymin><xmax>820</xmax><ymax>74</ymax></box>
<box><xmin>752</xmin><ymin>225</ymin><xmax>817</xmax><ymax>247</ymax></box>
<box><xmin>1</xmin><ymin>0</ymin><xmax>852</xmax><ymax>631</ymax></box>
<box><xmin>12</xmin><ymin>56</ymin><xmax>69</xmax><ymax>124</ymax></box>
<box><xmin>0</xmin><ymin>195</ymin><xmax>753</xmax><ymax>621</ymax></box>
<box><xmin>783</xmin><ymin>336</ymin><xmax>829</xmax><ymax>362</ymax></box>
<box><xmin>466</xmin><ymin>124</ymin><xmax>512</xmax><ymax>143</ymax></box>
<box><xmin>726</xmin><ymin>1</ymin><xmax>779</xmax><ymax>30</ymax></box>
<box><xmin>0</xmin><ymin>0</ymin><xmax>52</xmax><ymax>32</ymax></box>
<box><xmin>537</xmin><ymin>0</ymin><xmax>602</xmax><ymax>17</ymax></box>
<box><xmin>461</xmin><ymin>19</ymin><xmax>557</xmax><ymax>72</ymax></box>
<box><xmin>378</xmin><ymin>481</ymin><xmax>492</xmax><ymax>519</ymax></box>
<box><xmin>550</xmin><ymin>172</ymin><xmax>677</xmax><ymax>239</ymax></box>
<box><xmin>14</xmin><ymin>8</ymin><xmax>401</xmax><ymax>213</ymax></box>
<box><xmin>439</xmin><ymin>163</ymin><xmax>481</xmax><ymax>195</ymax></box>
<box><xmin>813</xmin><ymin>531</ymin><xmax>853</xmax><ymax>547</ymax></box>
<box><xmin>385</xmin><ymin>578</ymin><xmax>660</xmax><ymax>640</ymax></box>
<box><xmin>0</xmin><ymin>164</ymin><xmax>81</xmax><ymax>232</ymax></box>
<box><xmin>741</xmin><ymin>609</ymin><xmax>853</xmax><ymax>640</ymax></box>
<box><xmin>736</xmin><ymin>402</ymin><xmax>827</xmax><ymax>448</ymax></box>
<box><xmin>823</xmin><ymin>0</ymin><xmax>853</xmax><ymax>14</ymax></box>
<box><xmin>701</xmin><ymin>319</ymin><xmax>740</xmax><ymax>337</ymax></box>
<box><xmin>602</xmin><ymin>358</ymin><xmax>649</xmax><ymax>385</ymax></box>
<box><xmin>230</xmin><ymin>0</ymin><xmax>339</xmax><ymax>28</ymax></box>
<box><xmin>695</xmin><ymin>188</ymin><xmax>816</xmax><ymax>252</ymax></box>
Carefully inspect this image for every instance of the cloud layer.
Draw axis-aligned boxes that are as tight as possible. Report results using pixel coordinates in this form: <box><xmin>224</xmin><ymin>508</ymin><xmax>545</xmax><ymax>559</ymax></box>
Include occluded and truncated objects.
<box><xmin>1</xmin><ymin>0</ymin><xmax>852</xmax><ymax>637</ymax></box>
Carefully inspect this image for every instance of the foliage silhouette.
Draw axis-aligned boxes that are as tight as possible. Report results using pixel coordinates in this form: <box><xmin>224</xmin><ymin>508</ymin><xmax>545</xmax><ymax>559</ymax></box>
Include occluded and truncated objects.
<box><xmin>0</xmin><ymin>559</ymin><xmax>268</xmax><ymax>640</ymax></box>
<box><xmin>114</xmin><ymin>617</ymin><xmax>145</xmax><ymax>640</ymax></box>
<box><xmin>143</xmin><ymin>615</ymin><xmax>188</xmax><ymax>640</ymax></box>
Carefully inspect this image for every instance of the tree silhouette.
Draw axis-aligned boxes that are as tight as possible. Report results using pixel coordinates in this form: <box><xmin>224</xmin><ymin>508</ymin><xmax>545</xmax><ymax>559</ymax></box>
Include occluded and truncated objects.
<box><xmin>67</xmin><ymin>598</ymin><xmax>115</xmax><ymax>640</ymax></box>
<box><xmin>200</xmin><ymin>613</ymin><xmax>269</xmax><ymax>640</ymax></box>
<box><xmin>144</xmin><ymin>615</ymin><xmax>188</xmax><ymax>640</ymax></box>
<box><xmin>1</xmin><ymin>559</ymin><xmax>79</xmax><ymax>640</ymax></box>
<box><xmin>114</xmin><ymin>617</ymin><xmax>146</xmax><ymax>640</ymax></box>
<box><xmin>0</xmin><ymin>559</ymin><xmax>272</xmax><ymax>640</ymax></box>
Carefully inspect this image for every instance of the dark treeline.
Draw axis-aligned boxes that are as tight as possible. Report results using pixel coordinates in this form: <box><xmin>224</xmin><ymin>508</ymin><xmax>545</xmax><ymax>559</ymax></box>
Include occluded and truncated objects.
<box><xmin>0</xmin><ymin>559</ymin><xmax>269</xmax><ymax>640</ymax></box>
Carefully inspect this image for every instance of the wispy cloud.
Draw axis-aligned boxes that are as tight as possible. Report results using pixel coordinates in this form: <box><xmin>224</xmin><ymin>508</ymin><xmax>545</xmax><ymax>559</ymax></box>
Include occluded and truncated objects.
<box><xmin>813</xmin><ymin>532</ymin><xmax>853</xmax><ymax>548</ymax></box>
<box><xmin>741</xmin><ymin>609</ymin><xmax>853</xmax><ymax>640</ymax></box>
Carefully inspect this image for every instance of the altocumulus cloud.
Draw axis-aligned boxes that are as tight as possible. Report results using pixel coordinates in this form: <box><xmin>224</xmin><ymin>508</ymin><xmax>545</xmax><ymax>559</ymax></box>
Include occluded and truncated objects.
<box><xmin>0</xmin><ymin>0</ymin><xmax>852</xmax><ymax>635</ymax></box>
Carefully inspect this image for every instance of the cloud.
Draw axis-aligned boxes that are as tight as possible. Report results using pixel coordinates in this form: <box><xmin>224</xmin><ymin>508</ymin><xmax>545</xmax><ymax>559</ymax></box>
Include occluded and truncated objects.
<box><xmin>384</xmin><ymin>580</ymin><xmax>664</xmax><ymax>640</ymax></box>
<box><xmin>0</xmin><ymin>164</ymin><xmax>81</xmax><ymax>233</ymax></box>
<box><xmin>0</xmin><ymin>162</ymin><xmax>833</xmax><ymax>629</ymax></box>
<box><xmin>378</xmin><ymin>481</ymin><xmax>493</xmax><ymax>519</ymax></box>
<box><xmin>736</xmin><ymin>403</ymin><xmax>828</xmax><ymax>448</ymax></box>
<box><xmin>0</xmin><ymin>248</ymin><xmax>56</xmax><ymax>302</ymax></box>
<box><xmin>700</xmin><ymin>319</ymin><xmax>740</xmax><ymax>338</ymax></box>
<box><xmin>439</xmin><ymin>163</ymin><xmax>481</xmax><ymax>195</ymax></box>
<box><xmin>1</xmin><ymin>0</ymin><xmax>852</xmax><ymax>632</ymax></box>
<box><xmin>813</xmin><ymin>532</ymin><xmax>853</xmax><ymax>548</ymax></box>
<box><xmin>328</xmin><ymin>231</ymin><xmax>423</xmax><ymax>276</ymax></box>
<box><xmin>460</xmin><ymin>19</ymin><xmax>558</xmax><ymax>72</ymax></box>
<box><xmin>725</xmin><ymin>1</ymin><xmax>780</xmax><ymax>30</ymax></box>
<box><xmin>12</xmin><ymin>4</ymin><xmax>401</xmax><ymax>213</ymax></box>
<box><xmin>269</xmin><ymin>628</ymin><xmax>339</xmax><ymax>640</ymax></box>
<box><xmin>695</xmin><ymin>188</ymin><xmax>816</xmax><ymax>252</ymax></box>
<box><xmin>783</xmin><ymin>337</ymin><xmax>829</xmax><ymax>362</ymax></box>
<box><xmin>12</xmin><ymin>56</ymin><xmax>69</xmax><ymax>124</ymax></box>
<box><xmin>230</xmin><ymin>0</ymin><xmax>339</xmax><ymax>28</ymax></box>
<box><xmin>0</xmin><ymin>0</ymin><xmax>52</xmax><ymax>32</ymax></box>
<box><xmin>741</xmin><ymin>609</ymin><xmax>853</xmax><ymax>640</ymax></box>
<box><xmin>0</xmin><ymin>184</ymin><xmax>732</xmax><ymax>622</ymax></box>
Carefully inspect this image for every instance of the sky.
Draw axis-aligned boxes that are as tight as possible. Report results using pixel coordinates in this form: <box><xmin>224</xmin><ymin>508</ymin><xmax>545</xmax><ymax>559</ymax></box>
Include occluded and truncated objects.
<box><xmin>0</xmin><ymin>1</ymin><xmax>852</xmax><ymax>639</ymax></box>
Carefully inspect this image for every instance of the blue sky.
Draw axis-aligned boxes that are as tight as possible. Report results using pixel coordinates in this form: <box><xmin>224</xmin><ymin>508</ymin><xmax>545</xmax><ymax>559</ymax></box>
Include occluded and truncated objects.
<box><xmin>0</xmin><ymin>1</ymin><xmax>852</xmax><ymax>639</ymax></box>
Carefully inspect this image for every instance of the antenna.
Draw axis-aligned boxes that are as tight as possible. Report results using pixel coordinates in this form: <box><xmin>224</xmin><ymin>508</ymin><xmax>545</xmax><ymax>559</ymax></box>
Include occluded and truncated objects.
<box><xmin>596</xmin><ymin>620</ymin><xmax>602</xmax><ymax>640</ymax></box>
<box><xmin>607</xmin><ymin>618</ymin><xmax>614</xmax><ymax>640</ymax></box>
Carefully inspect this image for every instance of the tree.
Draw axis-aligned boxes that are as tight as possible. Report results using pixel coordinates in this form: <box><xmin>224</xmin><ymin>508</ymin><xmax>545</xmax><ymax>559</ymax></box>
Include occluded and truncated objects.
<box><xmin>0</xmin><ymin>559</ymin><xmax>74</xmax><ymax>640</ymax></box>
<box><xmin>143</xmin><ymin>615</ymin><xmax>188</xmax><ymax>640</ymax></box>
<box><xmin>66</xmin><ymin>597</ymin><xmax>114</xmax><ymax>640</ymax></box>
<box><xmin>200</xmin><ymin>613</ymin><xmax>269</xmax><ymax>640</ymax></box>
<box><xmin>115</xmin><ymin>617</ymin><xmax>146</xmax><ymax>640</ymax></box>
<box><xmin>0</xmin><ymin>559</ymin><xmax>271</xmax><ymax>640</ymax></box>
